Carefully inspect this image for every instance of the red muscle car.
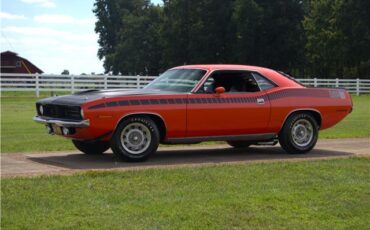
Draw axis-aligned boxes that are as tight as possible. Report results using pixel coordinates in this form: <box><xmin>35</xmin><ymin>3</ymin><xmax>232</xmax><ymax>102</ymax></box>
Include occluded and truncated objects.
<box><xmin>34</xmin><ymin>65</ymin><xmax>352</xmax><ymax>162</ymax></box>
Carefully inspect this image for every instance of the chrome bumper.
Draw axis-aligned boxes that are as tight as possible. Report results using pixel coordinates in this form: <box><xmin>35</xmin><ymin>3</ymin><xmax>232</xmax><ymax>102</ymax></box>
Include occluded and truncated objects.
<box><xmin>33</xmin><ymin>116</ymin><xmax>90</xmax><ymax>128</ymax></box>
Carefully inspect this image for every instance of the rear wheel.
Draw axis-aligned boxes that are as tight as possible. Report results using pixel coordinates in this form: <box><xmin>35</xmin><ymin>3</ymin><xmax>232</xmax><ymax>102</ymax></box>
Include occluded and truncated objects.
<box><xmin>226</xmin><ymin>141</ymin><xmax>251</xmax><ymax>148</ymax></box>
<box><xmin>279</xmin><ymin>113</ymin><xmax>319</xmax><ymax>154</ymax></box>
<box><xmin>110</xmin><ymin>116</ymin><xmax>160</xmax><ymax>162</ymax></box>
<box><xmin>72</xmin><ymin>140</ymin><xmax>110</xmax><ymax>155</ymax></box>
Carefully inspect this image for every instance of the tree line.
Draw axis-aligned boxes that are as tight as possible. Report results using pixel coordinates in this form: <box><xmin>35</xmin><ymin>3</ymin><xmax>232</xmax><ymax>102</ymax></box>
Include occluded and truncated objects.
<box><xmin>94</xmin><ymin>0</ymin><xmax>369</xmax><ymax>78</ymax></box>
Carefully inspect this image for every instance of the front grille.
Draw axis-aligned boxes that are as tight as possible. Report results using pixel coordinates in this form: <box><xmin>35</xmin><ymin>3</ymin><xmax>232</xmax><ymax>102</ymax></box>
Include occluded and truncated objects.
<box><xmin>38</xmin><ymin>104</ymin><xmax>82</xmax><ymax>120</ymax></box>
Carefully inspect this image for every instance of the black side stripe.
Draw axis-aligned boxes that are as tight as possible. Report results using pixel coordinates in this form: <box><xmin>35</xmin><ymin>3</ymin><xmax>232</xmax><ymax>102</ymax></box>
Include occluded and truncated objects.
<box><xmin>87</xmin><ymin>89</ymin><xmax>330</xmax><ymax>110</ymax></box>
<box><xmin>88</xmin><ymin>97</ymin><xmax>258</xmax><ymax>110</ymax></box>
<box><xmin>89</xmin><ymin>103</ymin><xmax>106</xmax><ymax>109</ymax></box>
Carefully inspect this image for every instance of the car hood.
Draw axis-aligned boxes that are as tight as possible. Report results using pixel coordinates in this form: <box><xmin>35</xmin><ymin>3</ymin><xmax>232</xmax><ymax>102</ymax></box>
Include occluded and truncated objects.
<box><xmin>37</xmin><ymin>89</ymin><xmax>172</xmax><ymax>106</ymax></box>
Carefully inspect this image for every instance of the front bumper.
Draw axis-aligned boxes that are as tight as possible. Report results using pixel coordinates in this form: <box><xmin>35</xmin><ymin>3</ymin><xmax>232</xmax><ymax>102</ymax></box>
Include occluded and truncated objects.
<box><xmin>33</xmin><ymin>116</ymin><xmax>90</xmax><ymax>128</ymax></box>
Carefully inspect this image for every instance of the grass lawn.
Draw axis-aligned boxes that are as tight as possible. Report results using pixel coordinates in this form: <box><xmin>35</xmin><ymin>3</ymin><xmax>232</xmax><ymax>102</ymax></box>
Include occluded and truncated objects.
<box><xmin>1</xmin><ymin>93</ymin><xmax>75</xmax><ymax>153</ymax></box>
<box><xmin>1</xmin><ymin>157</ymin><xmax>370</xmax><ymax>229</ymax></box>
<box><xmin>1</xmin><ymin>93</ymin><xmax>369</xmax><ymax>153</ymax></box>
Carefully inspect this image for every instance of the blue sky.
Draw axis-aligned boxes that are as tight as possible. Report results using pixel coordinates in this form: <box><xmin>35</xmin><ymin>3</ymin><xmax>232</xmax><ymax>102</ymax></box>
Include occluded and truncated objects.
<box><xmin>1</xmin><ymin>0</ymin><xmax>162</xmax><ymax>74</ymax></box>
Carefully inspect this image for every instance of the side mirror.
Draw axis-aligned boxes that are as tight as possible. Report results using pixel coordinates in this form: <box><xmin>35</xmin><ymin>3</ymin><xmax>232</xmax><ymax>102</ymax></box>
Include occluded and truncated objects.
<box><xmin>215</xmin><ymin>86</ymin><xmax>225</xmax><ymax>94</ymax></box>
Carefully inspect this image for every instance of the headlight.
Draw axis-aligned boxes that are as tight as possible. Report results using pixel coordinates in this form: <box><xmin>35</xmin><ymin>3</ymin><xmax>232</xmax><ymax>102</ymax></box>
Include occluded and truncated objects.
<box><xmin>80</xmin><ymin>108</ymin><xmax>84</xmax><ymax>119</ymax></box>
<box><xmin>39</xmin><ymin>105</ymin><xmax>44</xmax><ymax>115</ymax></box>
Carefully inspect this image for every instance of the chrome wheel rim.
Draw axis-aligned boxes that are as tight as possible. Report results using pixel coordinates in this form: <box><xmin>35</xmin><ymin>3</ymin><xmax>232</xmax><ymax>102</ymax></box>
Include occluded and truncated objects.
<box><xmin>120</xmin><ymin>122</ymin><xmax>151</xmax><ymax>155</ymax></box>
<box><xmin>291</xmin><ymin>119</ymin><xmax>314</xmax><ymax>147</ymax></box>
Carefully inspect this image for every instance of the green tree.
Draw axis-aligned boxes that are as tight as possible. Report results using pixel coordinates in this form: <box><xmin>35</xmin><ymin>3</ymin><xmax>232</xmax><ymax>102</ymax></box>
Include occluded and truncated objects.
<box><xmin>61</xmin><ymin>69</ymin><xmax>70</xmax><ymax>75</ymax></box>
<box><xmin>94</xmin><ymin>0</ymin><xmax>369</xmax><ymax>78</ymax></box>
<box><xmin>337</xmin><ymin>0</ymin><xmax>370</xmax><ymax>77</ymax></box>
<box><xmin>114</xmin><ymin>4</ymin><xmax>162</xmax><ymax>75</ymax></box>
<box><xmin>230</xmin><ymin>0</ymin><xmax>305</xmax><ymax>74</ymax></box>
<box><xmin>303</xmin><ymin>0</ymin><xmax>347</xmax><ymax>77</ymax></box>
<box><xmin>160</xmin><ymin>0</ymin><xmax>191</xmax><ymax>68</ymax></box>
<box><xmin>94</xmin><ymin>0</ymin><xmax>162</xmax><ymax>75</ymax></box>
<box><xmin>230</xmin><ymin>0</ymin><xmax>263</xmax><ymax>65</ymax></box>
<box><xmin>161</xmin><ymin>0</ymin><xmax>235</xmax><ymax>68</ymax></box>
<box><xmin>257</xmin><ymin>0</ymin><xmax>305</xmax><ymax>72</ymax></box>
<box><xmin>304</xmin><ymin>0</ymin><xmax>370</xmax><ymax>78</ymax></box>
<box><xmin>186</xmin><ymin>0</ymin><xmax>235</xmax><ymax>64</ymax></box>
<box><xmin>94</xmin><ymin>0</ymin><xmax>124</xmax><ymax>74</ymax></box>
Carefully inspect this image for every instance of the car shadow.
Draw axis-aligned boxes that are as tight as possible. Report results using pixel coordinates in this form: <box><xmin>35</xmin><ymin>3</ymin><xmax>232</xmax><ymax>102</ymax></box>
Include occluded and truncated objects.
<box><xmin>27</xmin><ymin>146</ymin><xmax>355</xmax><ymax>170</ymax></box>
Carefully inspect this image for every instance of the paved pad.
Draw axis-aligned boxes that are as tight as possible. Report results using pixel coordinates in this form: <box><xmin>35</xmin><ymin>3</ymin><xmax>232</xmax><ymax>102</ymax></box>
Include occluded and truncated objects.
<box><xmin>1</xmin><ymin>138</ymin><xmax>369</xmax><ymax>178</ymax></box>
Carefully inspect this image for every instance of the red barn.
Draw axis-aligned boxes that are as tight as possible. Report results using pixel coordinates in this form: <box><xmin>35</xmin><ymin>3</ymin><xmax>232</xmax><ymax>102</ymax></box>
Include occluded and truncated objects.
<box><xmin>1</xmin><ymin>51</ymin><xmax>43</xmax><ymax>74</ymax></box>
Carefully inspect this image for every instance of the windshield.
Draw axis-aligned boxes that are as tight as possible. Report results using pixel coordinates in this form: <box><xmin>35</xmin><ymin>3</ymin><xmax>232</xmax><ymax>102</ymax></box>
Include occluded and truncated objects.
<box><xmin>144</xmin><ymin>69</ymin><xmax>206</xmax><ymax>92</ymax></box>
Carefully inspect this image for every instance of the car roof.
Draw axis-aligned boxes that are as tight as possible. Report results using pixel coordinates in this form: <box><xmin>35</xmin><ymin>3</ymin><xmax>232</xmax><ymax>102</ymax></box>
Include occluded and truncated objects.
<box><xmin>172</xmin><ymin>64</ymin><xmax>268</xmax><ymax>72</ymax></box>
<box><xmin>171</xmin><ymin>64</ymin><xmax>303</xmax><ymax>88</ymax></box>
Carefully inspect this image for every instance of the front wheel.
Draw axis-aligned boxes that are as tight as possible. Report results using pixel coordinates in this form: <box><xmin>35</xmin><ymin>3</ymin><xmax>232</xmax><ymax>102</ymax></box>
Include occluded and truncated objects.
<box><xmin>279</xmin><ymin>113</ymin><xmax>319</xmax><ymax>154</ymax></box>
<box><xmin>72</xmin><ymin>140</ymin><xmax>110</xmax><ymax>155</ymax></box>
<box><xmin>110</xmin><ymin>116</ymin><xmax>160</xmax><ymax>162</ymax></box>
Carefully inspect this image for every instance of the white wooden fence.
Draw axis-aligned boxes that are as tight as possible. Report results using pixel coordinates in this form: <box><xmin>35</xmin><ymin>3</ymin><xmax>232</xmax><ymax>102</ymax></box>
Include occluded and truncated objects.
<box><xmin>1</xmin><ymin>73</ymin><xmax>369</xmax><ymax>97</ymax></box>
<box><xmin>0</xmin><ymin>73</ymin><xmax>156</xmax><ymax>97</ymax></box>
<box><xmin>298</xmin><ymin>78</ymin><xmax>370</xmax><ymax>96</ymax></box>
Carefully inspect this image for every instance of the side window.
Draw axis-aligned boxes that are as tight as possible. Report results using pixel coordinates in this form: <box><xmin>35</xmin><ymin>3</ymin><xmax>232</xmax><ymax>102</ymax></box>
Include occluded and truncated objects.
<box><xmin>197</xmin><ymin>71</ymin><xmax>262</xmax><ymax>93</ymax></box>
<box><xmin>228</xmin><ymin>72</ymin><xmax>260</xmax><ymax>93</ymax></box>
<box><xmin>252</xmin><ymin>73</ymin><xmax>276</xmax><ymax>90</ymax></box>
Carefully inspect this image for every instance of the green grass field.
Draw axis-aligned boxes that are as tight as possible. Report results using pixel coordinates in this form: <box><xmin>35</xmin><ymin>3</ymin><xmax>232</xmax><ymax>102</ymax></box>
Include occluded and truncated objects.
<box><xmin>1</xmin><ymin>93</ymin><xmax>369</xmax><ymax>153</ymax></box>
<box><xmin>1</xmin><ymin>92</ymin><xmax>369</xmax><ymax>228</ymax></box>
<box><xmin>1</xmin><ymin>157</ymin><xmax>369</xmax><ymax>229</ymax></box>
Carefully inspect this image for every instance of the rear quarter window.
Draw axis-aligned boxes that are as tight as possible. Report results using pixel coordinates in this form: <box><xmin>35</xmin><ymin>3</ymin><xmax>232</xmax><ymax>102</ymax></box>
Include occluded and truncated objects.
<box><xmin>252</xmin><ymin>73</ymin><xmax>276</xmax><ymax>90</ymax></box>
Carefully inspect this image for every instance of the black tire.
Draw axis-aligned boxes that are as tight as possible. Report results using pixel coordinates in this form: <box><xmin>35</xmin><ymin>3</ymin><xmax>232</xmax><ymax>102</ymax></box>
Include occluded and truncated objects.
<box><xmin>279</xmin><ymin>113</ymin><xmax>319</xmax><ymax>154</ymax></box>
<box><xmin>110</xmin><ymin>116</ymin><xmax>160</xmax><ymax>162</ymax></box>
<box><xmin>72</xmin><ymin>140</ymin><xmax>110</xmax><ymax>155</ymax></box>
<box><xmin>226</xmin><ymin>141</ymin><xmax>251</xmax><ymax>148</ymax></box>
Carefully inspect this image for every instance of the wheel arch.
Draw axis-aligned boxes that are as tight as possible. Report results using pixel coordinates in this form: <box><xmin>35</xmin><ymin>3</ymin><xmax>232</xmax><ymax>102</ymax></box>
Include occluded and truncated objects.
<box><xmin>280</xmin><ymin>109</ymin><xmax>322</xmax><ymax>133</ymax></box>
<box><xmin>115</xmin><ymin>112</ymin><xmax>167</xmax><ymax>141</ymax></box>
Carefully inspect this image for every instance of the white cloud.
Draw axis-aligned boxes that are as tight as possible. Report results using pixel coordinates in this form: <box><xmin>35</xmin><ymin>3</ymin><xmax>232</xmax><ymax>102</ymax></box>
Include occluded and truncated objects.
<box><xmin>18</xmin><ymin>37</ymin><xmax>60</xmax><ymax>46</ymax></box>
<box><xmin>33</xmin><ymin>14</ymin><xmax>96</xmax><ymax>26</ymax></box>
<box><xmin>0</xmin><ymin>37</ymin><xmax>17</xmax><ymax>45</ymax></box>
<box><xmin>3</xmin><ymin>26</ymin><xmax>65</xmax><ymax>36</ymax></box>
<box><xmin>0</xmin><ymin>12</ymin><xmax>26</xmax><ymax>20</ymax></box>
<box><xmin>1</xmin><ymin>26</ymin><xmax>97</xmax><ymax>42</ymax></box>
<box><xmin>1</xmin><ymin>25</ymin><xmax>103</xmax><ymax>74</ymax></box>
<box><xmin>21</xmin><ymin>0</ymin><xmax>56</xmax><ymax>8</ymax></box>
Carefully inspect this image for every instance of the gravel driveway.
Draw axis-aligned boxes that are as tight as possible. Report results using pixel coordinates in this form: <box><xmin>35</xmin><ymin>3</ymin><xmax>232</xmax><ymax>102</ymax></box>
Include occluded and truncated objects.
<box><xmin>1</xmin><ymin>138</ymin><xmax>369</xmax><ymax>178</ymax></box>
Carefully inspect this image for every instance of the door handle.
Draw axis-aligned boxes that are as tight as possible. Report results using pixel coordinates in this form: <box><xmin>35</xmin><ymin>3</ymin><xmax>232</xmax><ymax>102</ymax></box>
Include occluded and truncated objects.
<box><xmin>257</xmin><ymin>98</ymin><xmax>265</xmax><ymax>104</ymax></box>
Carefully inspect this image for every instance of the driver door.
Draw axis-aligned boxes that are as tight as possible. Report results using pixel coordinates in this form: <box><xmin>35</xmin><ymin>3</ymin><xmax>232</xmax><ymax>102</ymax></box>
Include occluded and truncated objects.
<box><xmin>186</xmin><ymin>71</ymin><xmax>271</xmax><ymax>137</ymax></box>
